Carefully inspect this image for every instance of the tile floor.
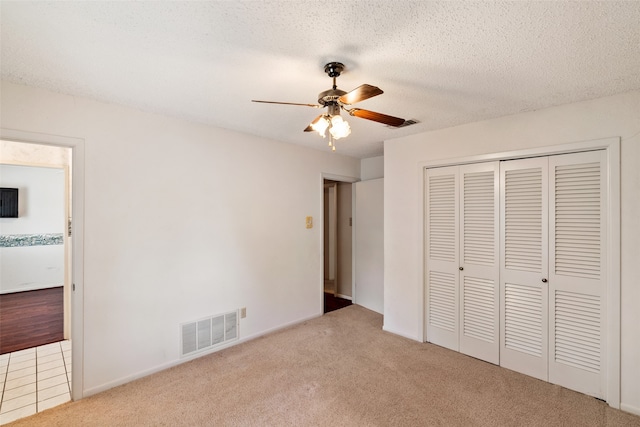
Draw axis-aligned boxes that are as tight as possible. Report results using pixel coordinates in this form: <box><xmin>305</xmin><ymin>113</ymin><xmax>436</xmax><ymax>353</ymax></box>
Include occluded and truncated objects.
<box><xmin>0</xmin><ymin>341</ymin><xmax>71</xmax><ymax>425</ymax></box>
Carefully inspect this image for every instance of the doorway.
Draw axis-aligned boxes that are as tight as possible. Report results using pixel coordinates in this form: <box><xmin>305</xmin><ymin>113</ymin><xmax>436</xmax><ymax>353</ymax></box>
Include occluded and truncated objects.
<box><xmin>0</xmin><ymin>161</ymin><xmax>70</xmax><ymax>352</ymax></box>
<box><xmin>0</xmin><ymin>137</ymin><xmax>79</xmax><ymax>421</ymax></box>
<box><xmin>323</xmin><ymin>179</ymin><xmax>353</xmax><ymax>313</ymax></box>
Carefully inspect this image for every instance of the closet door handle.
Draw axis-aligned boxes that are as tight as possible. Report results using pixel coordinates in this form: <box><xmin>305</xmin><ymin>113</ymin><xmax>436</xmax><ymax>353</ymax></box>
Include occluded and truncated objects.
<box><xmin>459</xmin><ymin>267</ymin><xmax>464</xmax><ymax>271</ymax></box>
<box><xmin>541</xmin><ymin>278</ymin><xmax>548</xmax><ymax>283</ymax></box>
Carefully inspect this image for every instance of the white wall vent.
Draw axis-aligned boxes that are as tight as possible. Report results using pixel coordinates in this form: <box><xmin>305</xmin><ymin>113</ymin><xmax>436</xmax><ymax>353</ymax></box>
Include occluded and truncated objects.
<box><xmin>181</xmin><ymin>310</ymin><xmax>239</xmax><ymax>357</ymax></box>
<box><xmin>386</xmin><ymin>119</ymin><xmax>419</xmax><ymax>128</ymax></box>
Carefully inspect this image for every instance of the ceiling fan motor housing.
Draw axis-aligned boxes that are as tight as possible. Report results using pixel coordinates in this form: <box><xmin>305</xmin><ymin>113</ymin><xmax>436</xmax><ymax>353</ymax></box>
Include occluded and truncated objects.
<box><xmin>324</xmin><ymin>62</ymin><xmax>344</xmax><ymax>78</ymax></box>
<box><xmin>318</xmin><ymin>88</ymin><xmax>347</xmax><ymax>107</ymax></box>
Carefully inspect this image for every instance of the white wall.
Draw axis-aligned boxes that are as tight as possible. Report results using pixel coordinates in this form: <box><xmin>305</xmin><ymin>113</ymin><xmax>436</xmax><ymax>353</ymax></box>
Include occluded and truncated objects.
<box><xmin>383</xmin><ymin>90</ymin><xmax>640</xmax><ymax>413</ymax></box>
<box><xmin>354</xmin><ymin>178</ymin><xmax>384</xmax><ymax>314</ymax></box>
<box><xmin>361</xmin><ymin>156</ymin><xmax>384</xmax><ymax>180</ymax></box>
<box><xmin>0</xmin><ymin>80</ymin><xmax>360</xmax><ymax>395</ymax></box>
<box><xmin>0</xmin><ymin>165</ymin><xmax>65</xmax><ymax>293</ymax></box>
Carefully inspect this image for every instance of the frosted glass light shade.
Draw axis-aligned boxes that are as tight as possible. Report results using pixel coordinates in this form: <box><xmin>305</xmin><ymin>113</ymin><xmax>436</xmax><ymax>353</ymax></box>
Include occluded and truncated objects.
<box><xmin>311</xmin><ymin>116</ymin><xmax>330</xmax><ymax>137</ymax></box>
<box><xmin>329</xmin><ymin>115</ymin><xmax>351</xmax><ymax>139</ymax></box>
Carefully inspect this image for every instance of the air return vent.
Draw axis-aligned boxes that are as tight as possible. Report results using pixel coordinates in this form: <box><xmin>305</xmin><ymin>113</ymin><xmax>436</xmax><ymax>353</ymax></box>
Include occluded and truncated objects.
<box><xmin>386</xmin><ymin>119</ymin><xmax>419</xmax><ymax>129</ymax></box>
<box><xmin>181</xmin><ymin>310</ymin><xmax>239</xmax><ymax>357</ymax></box>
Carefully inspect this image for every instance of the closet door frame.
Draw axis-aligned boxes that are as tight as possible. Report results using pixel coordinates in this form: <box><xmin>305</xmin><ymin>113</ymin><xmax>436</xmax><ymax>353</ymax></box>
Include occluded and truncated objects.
<box><xmin>419</xmin><ymin>138</ymin><xmax>620</xmax><ymax>408</ymax></box>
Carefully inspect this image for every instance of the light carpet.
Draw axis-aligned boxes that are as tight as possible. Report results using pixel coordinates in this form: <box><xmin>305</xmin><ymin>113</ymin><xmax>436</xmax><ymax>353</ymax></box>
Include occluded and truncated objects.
<box><xmin>6</xmin><ymin>305</ymin><xmax>640</xmax><ymax>426</ymax></box>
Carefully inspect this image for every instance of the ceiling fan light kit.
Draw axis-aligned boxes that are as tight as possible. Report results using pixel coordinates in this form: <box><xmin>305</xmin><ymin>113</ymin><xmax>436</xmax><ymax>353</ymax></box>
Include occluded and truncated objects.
<box><xmin>329</xmin><ymin>115</ymin><xmax>350</xmax><ymax>139</ymax></box>
<box><xmin>252</xmin><ymin>62</ymin><xmax>405</xmax><ymax>152</ymax></box>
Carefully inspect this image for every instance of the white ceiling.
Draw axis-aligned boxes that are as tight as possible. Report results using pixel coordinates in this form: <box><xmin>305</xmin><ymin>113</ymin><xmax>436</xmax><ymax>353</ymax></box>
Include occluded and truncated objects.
<box><xmin>1</xmin><ymin>1</ymin><xmax>639</xmax><ymax>159</ymax></box>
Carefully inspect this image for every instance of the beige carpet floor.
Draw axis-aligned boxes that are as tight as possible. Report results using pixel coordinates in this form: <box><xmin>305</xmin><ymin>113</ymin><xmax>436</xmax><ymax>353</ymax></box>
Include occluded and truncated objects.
<box><xmin>6</xmin><ymin>305</ymin><xmax>640</xmax><ymax>426</ymax></box>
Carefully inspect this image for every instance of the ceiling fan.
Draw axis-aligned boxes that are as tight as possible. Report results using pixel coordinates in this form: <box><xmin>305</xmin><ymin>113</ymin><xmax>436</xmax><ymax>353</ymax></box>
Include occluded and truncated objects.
<box><xmin>252</xmin><ymin>62</ymin><xmax>406</xmax><ymax>151</ymax></box>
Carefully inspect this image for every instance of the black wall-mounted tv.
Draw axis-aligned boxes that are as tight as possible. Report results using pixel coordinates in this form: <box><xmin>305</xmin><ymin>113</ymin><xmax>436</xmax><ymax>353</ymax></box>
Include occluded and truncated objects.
<box><xmin>0</xmin><ymin>188</ymin><xmax>19</xmax><ymax>218</ymax></box>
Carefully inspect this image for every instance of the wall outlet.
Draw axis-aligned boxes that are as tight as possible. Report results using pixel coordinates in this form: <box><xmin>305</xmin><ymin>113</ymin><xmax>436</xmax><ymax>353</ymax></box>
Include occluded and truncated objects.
<box><xmin>240</xmin><ymin>307</ymin><xmax>246</xmax><ymax>318</ymax></box>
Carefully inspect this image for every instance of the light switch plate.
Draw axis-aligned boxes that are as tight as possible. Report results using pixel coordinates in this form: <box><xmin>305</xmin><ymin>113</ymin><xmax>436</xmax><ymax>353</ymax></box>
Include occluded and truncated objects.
<box><xmin>305</xmin><ymin>216</ymin><xmax>313</xmax><ymax>229</ymax></box>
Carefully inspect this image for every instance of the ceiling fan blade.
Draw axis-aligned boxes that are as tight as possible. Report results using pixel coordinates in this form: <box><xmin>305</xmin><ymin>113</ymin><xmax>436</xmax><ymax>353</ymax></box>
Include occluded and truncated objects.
<box><xmin>348</xmin><ymin>108</ymin><xmax>405</xmax><ymax>127</ymax></box>
<box><xmin>338</xmin><ymin>84</ymin><xmax>383</xmax><ymax>105</ymax></box>
<box><xmin>304</xmin><ymin>115</ymin><xmax>325</xmax><ymax>132</ymax></box>
<box><xmin>252</xmin><ymin>100</ymin><xmax>321</xmax><ymax>108</ymax></box>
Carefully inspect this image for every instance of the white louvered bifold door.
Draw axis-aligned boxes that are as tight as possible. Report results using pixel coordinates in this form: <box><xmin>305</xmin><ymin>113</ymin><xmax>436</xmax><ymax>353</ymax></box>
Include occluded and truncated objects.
<box><xmin>499</xmin><ymin>157</ymin><xmax>549</xmax><ymax>381</ymax></box>
<box><xmin>458</xmin><ymin>162</ymin><xmax>500</xmax><ymax>364</ymax></box>
<box><xmin>425</xmin><ymin>166</ymin><xmax>459</xmax><ymax>351</ymax></box>
<box><xmin>548</xmin><ymin>151</ymin><xmax>606</xmax><ymax>399</ymax></box>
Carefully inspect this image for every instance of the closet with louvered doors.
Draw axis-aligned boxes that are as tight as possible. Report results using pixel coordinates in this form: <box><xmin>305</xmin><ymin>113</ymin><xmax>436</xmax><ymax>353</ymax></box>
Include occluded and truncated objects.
<box><xmin>500</xmin><ymin>150</ymin><xmax>607</xmax><ymax>399</ymax></box>
<box><xmin>425</xmin><ymin>162</ymin><xmax>500</xmax><ymax>365</ymax></box>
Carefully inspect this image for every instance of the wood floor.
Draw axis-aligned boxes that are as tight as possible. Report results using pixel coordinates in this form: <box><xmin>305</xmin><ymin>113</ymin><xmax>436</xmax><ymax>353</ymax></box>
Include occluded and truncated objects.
<box><xmin>0</xmin><ymin>287</ymin><xmax>64</xmax><ymax>355</ymax></box>
<box><xmin>324</xmin><ymin>292</ymin><xmax>352</xmax><ymax>314</ymax></box>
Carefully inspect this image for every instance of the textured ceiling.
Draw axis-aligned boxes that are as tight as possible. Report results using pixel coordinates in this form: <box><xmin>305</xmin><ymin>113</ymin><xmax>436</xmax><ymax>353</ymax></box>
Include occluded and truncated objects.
<box><xmin>1</xmin><ymin>1</ymin><xmax>639</xmax><ymax>158</ymax></box>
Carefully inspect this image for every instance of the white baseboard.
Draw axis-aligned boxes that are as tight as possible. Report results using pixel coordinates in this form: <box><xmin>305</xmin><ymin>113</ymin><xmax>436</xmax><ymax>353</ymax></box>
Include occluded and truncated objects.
<box><xmin>83</xmin><ymin>312</ymin><xmax>322</xmax><ymax>398</ymax></box>
<box><xmin>84</xmin><ymin>358</ymin><xmax>187</xmax><ymax>397</ymax></box>
<box><xmin>240</xmin><ymin>312</ymin><xmax>321</xmax><ymax>342</ymax></box>
<box><xmin>382</xmin><ymin>324</ymin><xmax>423</xmax><ymax>342</ymax></box>
<box><xmin>355</xmin><ymin>301</ymin><xmax>383</xmax><ymax>315</ymax></box>
<box><xmin>335</xmin><ymin>293</ymin><xmax>352</xmax><ymax>301</ymax></box>
<box><xmin>620</xmin><ymin>403</ymin><xmax>640</xmax><ymax>416</ymax></box>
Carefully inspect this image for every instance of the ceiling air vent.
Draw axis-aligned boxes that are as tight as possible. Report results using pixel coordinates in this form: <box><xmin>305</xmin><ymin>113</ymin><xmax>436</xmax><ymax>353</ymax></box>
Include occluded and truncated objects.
<box><xmin>387</xmin><ymin>119</ymin><xmax>419</xmax><ymax>129</ymax></box>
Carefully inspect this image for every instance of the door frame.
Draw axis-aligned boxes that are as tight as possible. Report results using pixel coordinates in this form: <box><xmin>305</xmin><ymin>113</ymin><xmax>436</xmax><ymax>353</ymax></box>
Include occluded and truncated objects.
<box><xmin>1</xmin><ymin>128</ymin><xmax>85</xmax><ymax>401</ymax></box>
<box><xmin>419</xmin><ymin>137</ymin><xmax>620</xmax><ymax>408</ymax></box>
<box><xmin>320</xmin><ymin>173</ymin><xmax>358</xmax><ymax>314</ymax></box>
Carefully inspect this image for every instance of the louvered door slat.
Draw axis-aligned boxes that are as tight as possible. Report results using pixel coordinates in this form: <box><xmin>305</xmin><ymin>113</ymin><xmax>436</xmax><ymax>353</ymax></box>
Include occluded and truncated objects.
<box><xmin>463</xmin><ymin>276</ymin><xmax>495</xmax><ymax>342</ymax></box>
<box><xmin>504</xmin><ymin>282</ymin><xmax>543</xmax><ymax>357</ymax></box>
<box><xmin>429</xmin><ymin>271</ymin><xmax>457</xmax><ymax>331</ymax></box>
<box><xmin>428</xmin><ymin>173</ymin><xmax>456</xmax><ymax>262</ymax></box>
<box><xmin>504</xmin><ymin>167</ymin><xmax>543</xmax><ymax>273</ymax></box>
<box><xmin>554</xmin><ymin>161</ymin><xmax>601</xmax><ymax>279</ymax></box>
<box><xmin>463</xmin><ymin>171</ymin><xmax>496</xmax><ymax>266</ymax></box>
<box><xmin>555</xmin><ymin>291</ymin><xmax>601</xmax><ymax>373</ymax></box>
